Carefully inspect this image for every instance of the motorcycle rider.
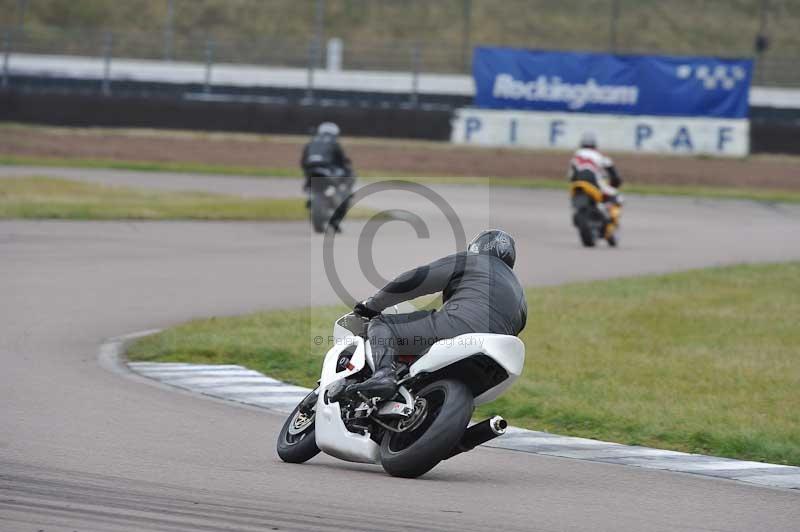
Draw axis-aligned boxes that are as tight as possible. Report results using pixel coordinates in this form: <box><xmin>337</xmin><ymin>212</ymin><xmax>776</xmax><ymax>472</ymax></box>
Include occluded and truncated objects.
<box><xmin>568</xmin><ymin>132</ymin><xmax>624</xmax><ymax>238</ymax></box>
<box><xmin>301</xmin><ymin>122</ymin><xmax>354</xmax><ymax>232</ymax></box>
<box><xmin>347</xmin><ymin>229</ymin><xmax>527</xmax><ymax>401</ymax></box>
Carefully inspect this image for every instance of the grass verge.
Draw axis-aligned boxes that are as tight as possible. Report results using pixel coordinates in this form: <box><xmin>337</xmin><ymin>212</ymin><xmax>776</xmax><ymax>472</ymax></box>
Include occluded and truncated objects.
<box><xmin>128</xmin><ymin>262</ymin><xmax>800</xmax><ymax>465</ymax></box>
<box><xmin>0</xmin><ymin>155</ymin><xmax>302</xmax><ymax>178</ymax></box>
<box><xmin>0</xmin><ymin>176</ymin><xmax>372</xmax><ymax>221</ymax></box>
<box><xmin>3</xmin><ymin>155</ymin><xmax>800</xmax><ymax>204</ymax></box>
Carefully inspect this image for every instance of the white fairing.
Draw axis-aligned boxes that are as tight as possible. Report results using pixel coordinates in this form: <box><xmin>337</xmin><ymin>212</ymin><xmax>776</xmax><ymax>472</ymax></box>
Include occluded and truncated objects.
<box><xmin>409</xmin><ymin>333</ymin><xmax>525</xmax><ymax>405</ymax></box>
<box><xmin>315</xmin><ymin>314</ymin><xmax>525</xmax><ymax>464</ymax></box>
<box><xmin>331</xmin><ymin>305</ymin><xmax>408</xmax><ymax>370</ymax></box>
<box><xmin>314</xmin><ymin>335</ymin><xmax>381</xmax><ymax>463</ymax></box>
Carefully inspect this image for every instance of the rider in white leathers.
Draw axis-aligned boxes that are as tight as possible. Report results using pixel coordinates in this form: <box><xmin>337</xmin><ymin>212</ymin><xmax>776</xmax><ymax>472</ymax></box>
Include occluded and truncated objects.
<box><xmin>568</xmin><ymin>132</ymin><xmax>624</xmax><ymax>236</ymax></box>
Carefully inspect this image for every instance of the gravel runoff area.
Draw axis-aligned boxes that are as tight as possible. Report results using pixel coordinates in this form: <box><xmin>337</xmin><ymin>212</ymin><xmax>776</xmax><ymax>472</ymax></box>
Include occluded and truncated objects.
<box><xmin>2</xmin><ymin>125</ymin><xmax>800</xmax><ymax>190</ymax></box>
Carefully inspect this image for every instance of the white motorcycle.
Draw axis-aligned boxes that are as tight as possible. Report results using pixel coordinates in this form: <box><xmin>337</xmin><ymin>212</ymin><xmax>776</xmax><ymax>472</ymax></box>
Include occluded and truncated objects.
<box><xmin>277</xmin><ymin>308</ymin><xmax>525</xmax><ymax>478</ymax></box>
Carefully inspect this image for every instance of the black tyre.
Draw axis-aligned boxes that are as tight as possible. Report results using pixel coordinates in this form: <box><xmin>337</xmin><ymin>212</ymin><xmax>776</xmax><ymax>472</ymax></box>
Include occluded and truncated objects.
<box><xmin>576</xmin><ymin>210</ymin><xmax>596</xmax><ymax>247</ymax></box>
<box><xmin>310</xmin><ymin>194</ymin><xmax>329</xmax><ymax>233</ymax></box>
<box><xmin>276</xmin><ymin>392</ymin><xmax>320</xmax><ymax>464</ymax></box>
<box><xmin>379</xmin><ymin>379</ymin><xmax>473</xmax><ymax>478</ymax></box>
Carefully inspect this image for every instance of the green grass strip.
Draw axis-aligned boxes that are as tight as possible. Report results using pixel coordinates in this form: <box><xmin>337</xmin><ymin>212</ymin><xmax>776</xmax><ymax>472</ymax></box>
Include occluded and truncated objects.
<box><xmin>3</xmin><ymin>155</ymin><xmax>800</xmax><ymax>204</ymax></box>
<box><xmin>0</xmin><ymin>176</ymin><xmax>373</xmax><ymax>221</ymax></box>
<box><xmin>127</xmin><ymin>262</ymin><xmax>800</xmax><ymax>466</ymax></box>
<box><xmin>0</xmin><ymin>155</ymin><xmax>301</xmax><ymax>178</ymax></box>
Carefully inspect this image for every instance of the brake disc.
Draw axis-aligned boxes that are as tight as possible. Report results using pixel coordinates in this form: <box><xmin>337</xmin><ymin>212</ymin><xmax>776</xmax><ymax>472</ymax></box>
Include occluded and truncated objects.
<box><xmin>396</xmin><ymin>397</ymin><xmax>428</xmax><ymax>432</ymax></box>
<box><xmin>288</xmin><ymin>410</ymin><xmax>314</xmax><ymax>435</ymax></box>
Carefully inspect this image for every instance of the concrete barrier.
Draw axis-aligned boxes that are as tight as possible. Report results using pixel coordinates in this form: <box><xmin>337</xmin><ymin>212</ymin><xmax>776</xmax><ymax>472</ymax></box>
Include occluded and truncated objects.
<box><xmin>451</xmin><ymin>108</ymin><xmax>750</xmax><ymax>157</ymax></box>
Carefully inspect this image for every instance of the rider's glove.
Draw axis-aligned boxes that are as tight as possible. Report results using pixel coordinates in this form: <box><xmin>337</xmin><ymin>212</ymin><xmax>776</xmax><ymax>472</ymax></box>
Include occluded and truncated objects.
<box><xmin>353</xmin><ymin>300</ymin><xmax>380</xmax><ymax>319</ymax></box>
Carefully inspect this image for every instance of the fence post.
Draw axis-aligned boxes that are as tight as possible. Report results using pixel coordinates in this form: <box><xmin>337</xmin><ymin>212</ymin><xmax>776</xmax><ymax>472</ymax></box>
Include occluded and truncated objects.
<box><xmin>326</xmin><ymin>37</ymin><xmax>342</xmax><ymax>71</ymax></box>
<box><xmin>410</xmin><ymin>43</ymin><xmax>421</xmax><ymax>107</ymax></box>
<box><xmin>17</xmin><ymin>0</ymin><xmax>27</xmax><ymax>34</ymax></box>
<box><xmin>204</xmin><ymin>39</ymin><xmax>214</xmax><ymax>93</ymax></box>
<box><xmin>461</xmin><ymin>0</ymin><xmax>471</xmax><ymax>72</ymax></box>
<box><xmin>164</xmin><ymin>0</ymin><xmax>175</xmax><ymax>60</ymax></box>
<box><xmin>2</xmin><ymin>31</ymin><xmax>11</xmax><ymax>89</ymax></box>
<box><xmin>754</xmin><ymin>0</ymin><xmax>771</xmax><ymax>85</ymax></box>
<box><xmin>102</xmin><ymin>32</ymin><xmax>113</xmax><ymax>96</ymax></box>
<box><xmin>306</xmin><ymin>0</ymin><xmax>325</xmax><ymax>103</ymax></box>
<box><xmin>609</xmin><ymin>0</ymin><xmax>620</xmax><ymax>52</ymax></box>
<box><xmin>306</xmin><ymin>40</ymin><xmax>316</xmax><ymax>102</ymax></box>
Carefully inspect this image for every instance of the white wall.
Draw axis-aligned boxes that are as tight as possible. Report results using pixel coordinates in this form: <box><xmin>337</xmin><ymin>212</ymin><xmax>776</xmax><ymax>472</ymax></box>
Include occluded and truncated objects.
<box><xmin>6</xmin><ymin>53</ymin><xmax>471</xmax><ymax>95</ymax></box>
<box><xmin>7</xmin><ymin>53</ymin><xmax>800</xmax><ymax>108</ymax></box>
<box><xmin>451</xmin><ymin>108</ymin><xmax>750</xmax><ymax>157</ymax></box>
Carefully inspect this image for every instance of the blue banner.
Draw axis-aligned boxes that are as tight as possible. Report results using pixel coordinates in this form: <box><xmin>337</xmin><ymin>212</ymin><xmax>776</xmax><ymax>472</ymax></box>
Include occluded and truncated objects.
<box><xmin>473</xmin><ymin>47</ymin><xmax>752</xmax><ymax>118</ymax></box>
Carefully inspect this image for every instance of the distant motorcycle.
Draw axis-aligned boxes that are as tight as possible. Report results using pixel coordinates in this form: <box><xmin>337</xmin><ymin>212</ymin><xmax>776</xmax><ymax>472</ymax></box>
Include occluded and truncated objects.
<box><xmin>276</xmin><ymin>308</ymin><xmax>525</xmax><ymax>478</ymax></box>
<box><xmin>306</xmin><ymin>167</ymin><xmax>353</xmax><ymax>233</ymax></box>
<box><xmin>570</xmin><ymin>181</ymin><xmax>622</xmax><ymax>247</ymax></box>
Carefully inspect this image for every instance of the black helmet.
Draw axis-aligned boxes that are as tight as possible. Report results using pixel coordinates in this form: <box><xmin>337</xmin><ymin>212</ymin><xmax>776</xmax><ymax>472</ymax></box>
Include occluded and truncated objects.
<box><xmin>467</xmin><ymin>229</ymin><xmax>516</xmax><ymax>269</ymax></box>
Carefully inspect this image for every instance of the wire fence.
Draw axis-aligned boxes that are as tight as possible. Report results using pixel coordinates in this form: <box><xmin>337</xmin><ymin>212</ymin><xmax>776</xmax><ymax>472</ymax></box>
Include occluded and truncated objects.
<box><xmin>1</xmin><ymin>0</ymin><xmax>799</xmax><ymax>87</ymax></box>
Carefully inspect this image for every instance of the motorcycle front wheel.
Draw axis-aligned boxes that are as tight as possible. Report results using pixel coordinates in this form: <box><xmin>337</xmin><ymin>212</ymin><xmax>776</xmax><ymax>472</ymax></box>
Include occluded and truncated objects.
<box><xmin>379</xmin><ymin>379</ymin><xmax>473</xmax><ymax>478</ymax></box>
<box><xmin>276</xmin><ymin>391</ymin><xmax>320</xmax><ymax>463</ymax></box>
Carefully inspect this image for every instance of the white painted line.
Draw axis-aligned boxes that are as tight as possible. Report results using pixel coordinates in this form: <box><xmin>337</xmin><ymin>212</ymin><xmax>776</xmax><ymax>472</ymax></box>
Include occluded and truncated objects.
<box><xmin>605</xmin><ymin>457</ymin><xmax>728</xmax><ymax>471</ymax></box>
<box><xmin>535</xmin><ymin>447</ymin><xmax>690</xmax><ymax>460</ymax></box>
<box><xmin>604</xmin><ymin>457</ymin><xmax>695</xmax><ymax>468</ymax></box>
<box><xmin>733</xmin><ymin>474</ymin><xmax>800</xmax><ymax>489</ymax></box>
<box><xmin>221</xmin><ymin>390</ymin><xmax>310</xmax><ymax>397</ymax></box>
<box><xmin>128</xmin><ymin>362</ymin><xmax>184</xmax><ymax>366</ymax></box>
<box><xmin>129</xmin><ymin>363</ymin><xmax>245</xmax><ymax>371</ymax></box>
<box><xmin>109</xmin><ymin>329</ymin><xmax>164</xmax><ymax>343</ymax></box>
<box><xmin>187</xmin><ymin>381</ymin><xmax>300</xmax><ymax>390</ymax></box>
<box><xmin>245</xmin><ymin>396</ymin><xmax>308</xmax><ymax>405</ymax></box>
<box><xmin>159</xmin><ymin>375</ymin><xmax>275</xmax><ymax>385</ymax></box>
<box><xmin>134</xmin><ymin>366</ymin><xmax>257</xmax><ymax>373</ymax></box>
<box><xmin>499</xmin><ymin>435</ymin><xmax>614</xmax><ymax>447</ymax></box>
<box><xmin>194</xmin><ymin>384</ymin><xmax>311</xmax><ymax>394</ymax></box>
<box><xmin>138</xmin><ymin>370</ymin><xmax>265</xmax><ymax>378</ymax></box>
<box><xmin>672</xmin><ymin>460</ymin><xmax>791</xmax><ymax>472</ymax></box>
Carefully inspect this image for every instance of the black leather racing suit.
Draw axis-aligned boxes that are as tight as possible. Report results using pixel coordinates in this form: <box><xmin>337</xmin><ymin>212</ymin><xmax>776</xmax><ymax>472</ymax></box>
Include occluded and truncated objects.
<box><xmin>301</xmin><ymin>133</ymin><xmax>352</xmax><ymax>182</ymax></box>
<box><xmin>301</xmin><ymin>133</ymin><xmax>354</xmax><ymax>228</ymax></box>
<box><xmin>363</xmin><ymin>252</ymin><xmax>527</xmax><ymax>370</ymax></box>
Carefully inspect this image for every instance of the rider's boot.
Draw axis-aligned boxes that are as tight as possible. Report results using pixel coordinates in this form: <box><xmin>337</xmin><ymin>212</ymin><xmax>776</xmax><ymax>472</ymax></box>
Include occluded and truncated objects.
<box><xmin>346</xmin><ymin>351</ymin><xmax>397</xmax><ymax>401</ymax></box>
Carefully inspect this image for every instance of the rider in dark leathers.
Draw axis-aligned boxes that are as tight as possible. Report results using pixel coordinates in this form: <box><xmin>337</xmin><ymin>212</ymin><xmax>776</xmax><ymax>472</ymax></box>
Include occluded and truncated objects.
<box><xmin>301</xmin><ymin>122</ymin><xmax>354</xmax><ymax>231</ymax></box>
<box><xmin>348</xmin><ymin>229</ymin><xmax>527</xmax><ymax>400</ymax></box>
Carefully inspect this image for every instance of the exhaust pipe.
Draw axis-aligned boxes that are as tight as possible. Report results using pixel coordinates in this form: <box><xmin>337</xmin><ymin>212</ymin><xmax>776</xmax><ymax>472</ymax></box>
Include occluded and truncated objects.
<box><xmin>445</xmin><ymin>416</ymin><xmax>508</xmax><ymax>459</ymax></box>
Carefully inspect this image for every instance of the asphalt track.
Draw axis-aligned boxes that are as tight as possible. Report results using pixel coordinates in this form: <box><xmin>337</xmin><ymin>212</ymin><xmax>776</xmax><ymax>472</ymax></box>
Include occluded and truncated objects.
<box><xmin>2</xmin><ymin>167</ymin><xmax>800</xmax><ymax>531</ymax></box>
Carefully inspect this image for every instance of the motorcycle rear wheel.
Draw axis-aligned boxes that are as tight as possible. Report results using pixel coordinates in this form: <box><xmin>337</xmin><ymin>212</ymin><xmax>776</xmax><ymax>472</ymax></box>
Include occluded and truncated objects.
<box><xmin>379</xmin><ymin>379</ymin><xmax>473</xmax><ymax>478</ymax></box>
<box><xmin>310</xmin><ymin>195</ymin><xmax>330</xmax><ymax>234</ymax></box>
<box><xmin>276</xmin><ymin>392</ymin><xmax>320</xmax><ymax>463</ymax></box>
<box><xmin>575</xmin><ymin>210</ymin><xmax>596</xmax><ymax>247</ymax></box>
